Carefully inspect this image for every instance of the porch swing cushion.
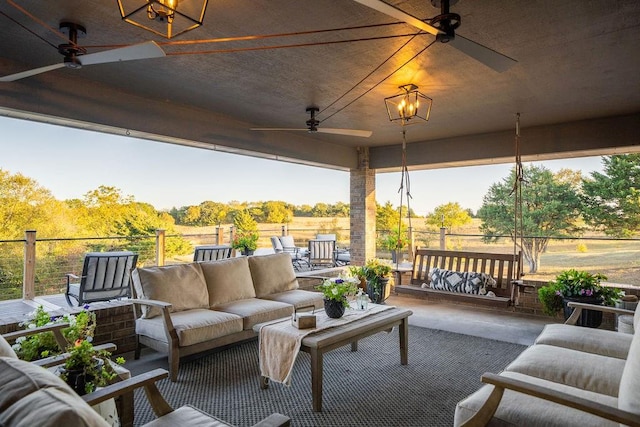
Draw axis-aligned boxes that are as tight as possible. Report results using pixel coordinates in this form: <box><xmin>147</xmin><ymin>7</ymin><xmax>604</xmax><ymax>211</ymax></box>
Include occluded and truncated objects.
<box><xmin>429</xmin><ymin>268</ymin><xmax>496</xmax><ymax>295</ymax></box>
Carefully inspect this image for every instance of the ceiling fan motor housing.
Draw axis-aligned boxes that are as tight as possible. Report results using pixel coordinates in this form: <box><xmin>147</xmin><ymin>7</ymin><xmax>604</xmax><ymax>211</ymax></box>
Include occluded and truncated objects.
<box><xmin>58</xmin><ymin>22</ymin><xmax>87</xmax><ymax>68</ymax></box>
<box><xmin>305</xmin><ymin>107</ymin><xmax>320</xmax><ymax>132</ymax></box>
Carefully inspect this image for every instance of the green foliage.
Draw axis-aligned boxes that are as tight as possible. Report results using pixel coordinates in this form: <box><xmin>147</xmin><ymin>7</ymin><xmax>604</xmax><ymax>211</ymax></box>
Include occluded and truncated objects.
<box><xmin>425</xmin><ymin>202</ymin><xmax>473</xmax><ymax>231</ymax></box>
<box><xmin>232</xmin><ymin>210</ymin><xmax>259</xmax><ymax>251</ymax></box>
<box><xmin>538</xmin><ymin>269</ymin><xmax>624</xmax><ymax>316</ymax></box>
<box><xmin>380</xmin><ymin>228</ymin><xmax>409</xmax><ymax>251</ymax></box>
<box><xmin>362</xmin><ymin>258</ymin><xmax>392</xmax><ymax>280</ymax></box>
<box><xmin>315</xmin><ymin>277</ymin><xmax>359</xmax><ymax>307</ymax></box>
<box><xmin>581</xmin><ymin>154</ymin><xmax>640</xmax><ymax>237</ymax></box>
<box><xmin>477</xmin><ymin>165</ymin><xmax>583</xmax><ymax>273</ymax></box>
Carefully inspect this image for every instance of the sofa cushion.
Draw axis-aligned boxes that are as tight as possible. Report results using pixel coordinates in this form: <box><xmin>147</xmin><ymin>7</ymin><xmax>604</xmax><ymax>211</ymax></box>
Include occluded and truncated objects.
<box><xmin>132</xmin><ymin>263</ymin><xmax>209</xmax><ymax>319</ymax></box>
<box><xmin>454</xmin><ymin>371</ymin><xmax>619</xmax><ymax>427</ymax></box>
<box><xmin>213</xmin><ymin>298</ymin><xmax>293</xmax><ymax>330</ymax></box>
<box><xmin>618</xmin><ymin>328</ymin><xmax>640</xmax><ymax>417</ymax></box>
<box><xmin>0</xmin><ymin>357</ymin><xmax>110</xmax><ymax>427</ymax></box>
<box><xmin>262</xmin><ymin>289</ymin><xmax>323</xmax><ymax>310</ymax></box>
<box><xmin>505</xmin><ymin>344</ymin><xmax>625</xmax><ymax>397</ymax></box>
<box><xmin>534</xmin><ymin>323</ymin><xmax>632</xmax><ymax>359</ymax></box>
<box><xmin>136</xmin><ymin>309</ymin><xmax>243</xmax><ymax>347</ymax></box>
<box><xmin>199</xmin><ymin>257</ymin><xmax>256</xmax><ymax>307</ymax></box>
<box><xmin>0</xmin><ymin>334</ymin><xmax>17</xmax><ymax>358</ymax></box>
<box><xmin>144</xmin><ymin>405</ymin><xmax>232</xmax><ymax>427</ymax></box>
<box><xmin>248</xmin><ymin>253</ymin><xmax>299</xmax><ymax>298</ymax></box>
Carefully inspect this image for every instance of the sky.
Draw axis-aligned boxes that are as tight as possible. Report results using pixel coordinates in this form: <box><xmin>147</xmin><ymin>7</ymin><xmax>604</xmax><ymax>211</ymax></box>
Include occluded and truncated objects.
<box><xmin>0</xmin><ymin>116</ymin><xmax>606</xmax><ymax>215</ymax></box>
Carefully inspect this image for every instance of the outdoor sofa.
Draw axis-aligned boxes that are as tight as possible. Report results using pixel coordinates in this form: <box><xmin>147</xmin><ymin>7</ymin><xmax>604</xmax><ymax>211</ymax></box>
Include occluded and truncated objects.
<box><xmin>454</xmin><ymin>302</ymin><xmax>640</xmax><ymax>426</ymax></box>
<box><xmin>130</xmin><ymin>252</ymin><xmax>324</xmax><ymax>381</ymax></box>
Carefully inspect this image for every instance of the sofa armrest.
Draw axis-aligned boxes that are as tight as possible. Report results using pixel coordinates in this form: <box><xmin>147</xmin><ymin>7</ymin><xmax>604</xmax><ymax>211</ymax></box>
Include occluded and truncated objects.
<box><xmin>565</xmin><ymin>302</ymin><xmax>635</xmax><ymax>325</ymax></box>
<box><xmin>129</xmin><ymin>298</ymin><xmax>173</xmax><ymax>310</ymax></box>
<box><xmin>459</xmin><ymin>372</ymin><xmax>640</xmax><ymax>427</ymax></box>
<box><xmin>128</xmin><ymin>299</ymin><xmax>178</xmax><ymax>346</ymax></box>
<box><xmin>3</xmin><ymin>322</ymin><xmax>70</xmax><ymax>351</ymax></box>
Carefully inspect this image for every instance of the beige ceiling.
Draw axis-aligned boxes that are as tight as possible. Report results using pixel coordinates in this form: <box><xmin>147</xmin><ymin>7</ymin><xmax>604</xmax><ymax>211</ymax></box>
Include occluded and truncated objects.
<box><xmin>0</xmin><ymin>0</ymin><xmax>638</xmax><ymax>172</ymax></box>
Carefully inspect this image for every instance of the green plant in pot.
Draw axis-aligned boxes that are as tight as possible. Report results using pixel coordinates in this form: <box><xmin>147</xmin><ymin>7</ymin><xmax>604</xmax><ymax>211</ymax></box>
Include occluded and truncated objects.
<box><xmin>316</xmin><ymin>276</ymin><xmax>359</xmax><ymax>318</ymax></box>
<box><xmin>232</xmin><ymin>209</ymin><xmax>259</xmax><ymax>255</ymax></box>
<box><xmin>362</xmin><ymin>258</ymin><xmax>393</xmax><ymax>304</ymax></box>
<box><xmin>538</xmin><ymin>269</ymin><xmax>624</xmax><ymax>328</ymax></box>
<box><xmin>232</xmin><ymin>232</ymin><xmax>259</xmax><ymax>255</ymax></box>
<box><xmin>380</xmin><ymin>229</ymin><xmax>409</xmax><ymax>263</ymax></box>
<box><xmin>59</xmin><ymin>338</ymin><xmax>125</xmax><ymax>395</ymax></box>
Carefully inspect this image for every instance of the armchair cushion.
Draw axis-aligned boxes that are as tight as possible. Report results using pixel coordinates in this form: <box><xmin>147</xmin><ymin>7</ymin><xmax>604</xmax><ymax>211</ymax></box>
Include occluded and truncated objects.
<box><xmin>0</xmin><ymin>356</ymin><xmax>109</xmax><ymax>427</ymax></box>
<box><xmin>199</xmin><ymin>257</ymin><xmax>256</xmax><ymax>307</ymax></box>
<box><xmin>248</xmin><ymin>253</ymin><xmax>299</xmax><ymax>298</ymax></box>
<box><xmin>534</xmin><ymin>323</ymin><xmax>632</xmax><ymax>359</ymax></box>
<box><xmin>505</xmin><ymin>344</ymin><xmax>625</xmax><ymax>397</ymax></box>
<box><xmin>132</xmin><ymin>263</ymin><xmax>209</xmax><ymax>319</ymax></box>
<box><xmin>144</xmin><ymin>405</ymin><xmax>231</xmax><ymax>427</ymax></box>
<box><xmin>618</xmin><ymin>330</ymin><xmax>640</xmax><ymax>416</ymax></box>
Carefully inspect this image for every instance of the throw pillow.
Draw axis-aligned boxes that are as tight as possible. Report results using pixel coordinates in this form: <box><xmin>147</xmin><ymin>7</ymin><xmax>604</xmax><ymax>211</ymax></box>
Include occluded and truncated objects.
<box><xmin>248</xmin><ymin>253</ymin><xmax>299</xmax><ymax>298</ymax></box>
<box><xmin>131</xmin><ymin>263</ymin><xmax>209</xmax><ymax>319</ymax></box>
<box><xmin>199</xmin><ymin>257</ymin><xmax>256</xmax><ymax>307</ymax></box>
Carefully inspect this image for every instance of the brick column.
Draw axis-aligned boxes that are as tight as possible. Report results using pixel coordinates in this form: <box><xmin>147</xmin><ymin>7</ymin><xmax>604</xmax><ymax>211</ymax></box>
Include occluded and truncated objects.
<box><xmin>350</xmin><ymin>147</ymin><xmax>376</xmax><ymax>265</ymax></box>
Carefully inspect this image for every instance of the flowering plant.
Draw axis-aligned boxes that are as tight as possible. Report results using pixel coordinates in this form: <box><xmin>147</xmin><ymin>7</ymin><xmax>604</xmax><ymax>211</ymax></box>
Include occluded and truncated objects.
<box><xmin>232</xmin><ymin>232</ymin><xmax>259</xmax><ymax>252</ymax></box>
<box><xmin>316</xmin><ymin>276</ymin><xmax>359</xmax><ymax>307</ymax></box>
<box><xmin>538</xmin><ymin>269</ymin><xmax>624</xmax><ymax>316</ymax></box>
<box><xmin>12</xmin><ymin>305</ymin><xmax>96</xmax><ymax>361</ymax></box>
<box><xmin>59</xmin><ymin>338</ymin><xmax>125</xmax><ymax>395</ymax></box>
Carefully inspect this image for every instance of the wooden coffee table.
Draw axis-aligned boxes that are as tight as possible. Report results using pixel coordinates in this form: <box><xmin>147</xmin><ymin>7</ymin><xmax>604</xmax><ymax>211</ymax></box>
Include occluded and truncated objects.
<box><xmin>255</xmin><ymin>307</ymin><xmax>412</xmax><ymax>412</ymax></box>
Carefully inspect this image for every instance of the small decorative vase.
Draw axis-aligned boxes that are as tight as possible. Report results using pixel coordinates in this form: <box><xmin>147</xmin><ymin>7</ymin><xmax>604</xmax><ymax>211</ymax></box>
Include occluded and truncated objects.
<box><xmin>562</xmin><ymin>296</ymin><xmax>603</xmax><ymax>328</ymax></box>
<box><xmin>324</xmin><ymin>298</ymin><xmax>346</xmax><ymax>318</ymax></box>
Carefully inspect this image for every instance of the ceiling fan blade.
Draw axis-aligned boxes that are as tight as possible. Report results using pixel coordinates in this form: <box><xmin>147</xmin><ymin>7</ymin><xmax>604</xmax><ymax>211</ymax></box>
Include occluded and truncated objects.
<box><xmin>450</xmin><ymin>34</ymin><xmax>516</xmax><ymax>73</ymax></box>
<box><xmin>352</xmin><ymin>0</ymin><xmax>442</xmax><ymax>36</ymax></box>
<box><xmin>318</xmin><ymin>128</ymin><xmax>373</xmax><ymax>138</ymax></box>
<box><xmin>250</xmin><ymin>128</ymin><xmax>308</xmax><ymax>132</ymax></box>
<box><xmin>79</xmin><ymin>41</ymin><xmax>165</xmax><ymax>66</ymax></box>
<box><xmin>0</xmin><ymin>63</ymin><xmax>65</xmax><ymax>82</ymax></box>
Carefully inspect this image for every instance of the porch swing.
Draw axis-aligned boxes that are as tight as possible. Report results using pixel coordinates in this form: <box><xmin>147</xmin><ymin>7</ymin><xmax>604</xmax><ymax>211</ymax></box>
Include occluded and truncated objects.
<box><xmin>394</xmin><ymin>114</ymin><xmax>524</xmax><ymax>308</ymax></box>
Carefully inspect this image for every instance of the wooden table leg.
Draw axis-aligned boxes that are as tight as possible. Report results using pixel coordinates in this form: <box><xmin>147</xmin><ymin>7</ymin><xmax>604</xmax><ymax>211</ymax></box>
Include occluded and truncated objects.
<box><xmin>399</xmin><ymin>317</ymin><xmax>408</xmax><ymax>365</ymax></box>
<box><xmin>260</xmin><ymin>376</ymin><xmax>269</xmax><ymax>389</ymax></box>
<box><xmin>351</xmin><ymin>340</ymin><xmax>358</xmax><ymax>352</ymax></box>
<box><xmin>310</xmin><ymin>348</ymin><xmax>323</xmax><ymax>412</ymax></box>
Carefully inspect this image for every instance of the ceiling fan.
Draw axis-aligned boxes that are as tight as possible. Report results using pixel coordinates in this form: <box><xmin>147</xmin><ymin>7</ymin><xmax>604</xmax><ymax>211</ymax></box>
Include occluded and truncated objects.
<box><xmin>0</xmin><ymin>22</ymin><xmax>165</xmax><ymax>82</ymax></box>
<box><xmin>251</xmin><ymin>107</ymin><xmax>373</xmax><ymax>138</ymax></box>
<box><xmin>352</xmin><ymin>0</ymin><xmax>517</xmax><ymax>72</ymax></box>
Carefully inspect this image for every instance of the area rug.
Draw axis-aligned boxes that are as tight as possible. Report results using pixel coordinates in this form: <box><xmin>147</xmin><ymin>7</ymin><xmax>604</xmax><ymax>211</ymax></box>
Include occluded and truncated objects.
<box><xmin>133</xmin><ymin>326</ymin><xmax>526</xmax><ymax>426</ymax></box>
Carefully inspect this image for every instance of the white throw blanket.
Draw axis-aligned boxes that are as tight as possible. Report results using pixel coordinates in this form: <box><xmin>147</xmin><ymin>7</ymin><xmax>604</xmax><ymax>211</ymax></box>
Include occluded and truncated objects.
<box><xmin>258</xmin><ymin>303</ymin><xmax>393</xmax><ymax>385</ymax></box>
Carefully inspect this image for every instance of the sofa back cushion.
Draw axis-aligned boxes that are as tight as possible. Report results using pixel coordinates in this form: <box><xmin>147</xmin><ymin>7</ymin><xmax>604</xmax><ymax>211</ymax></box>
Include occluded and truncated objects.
<box><xmin>132</xmin><ymin>263</ymin><xmax>209</xmax><ymax>319</ymax></box>
<box><xmin>248</xmin><ymin>253</ymin><xmax>299</xmax><ymax>298</ymax></box>
<box><xmin>618</xmin><ymin>329</ymin><xmax>640</xmax><ymax>417</ymax></box>
<box><xmin>199</xmin><ymin>257</ymin><xmax>256</xmax><ymax>307</ymax></box>
<box><xmin>0</xmin><ymin>357</ymin><xmax>110</xmax><ymax>426</ymax></box>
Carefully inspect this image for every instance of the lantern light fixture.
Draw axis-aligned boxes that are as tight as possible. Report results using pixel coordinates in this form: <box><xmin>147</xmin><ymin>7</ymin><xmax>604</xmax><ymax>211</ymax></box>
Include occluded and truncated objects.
<box><xmin>384</xmin><ymin>84</ymin><xmax>433</xmax><ymax>125</ymax></box>
<box><xmin>117</xmin><ymin>0</ymin><xmax>209</xmax><ymax>39</ymax></box>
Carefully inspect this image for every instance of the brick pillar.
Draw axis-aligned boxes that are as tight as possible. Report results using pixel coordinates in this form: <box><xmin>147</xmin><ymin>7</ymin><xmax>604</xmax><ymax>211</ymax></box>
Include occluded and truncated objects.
<box><xmin>350</xmin><ymin>147</ymin><xmax>376</xmax><ymax>265</ymax></box>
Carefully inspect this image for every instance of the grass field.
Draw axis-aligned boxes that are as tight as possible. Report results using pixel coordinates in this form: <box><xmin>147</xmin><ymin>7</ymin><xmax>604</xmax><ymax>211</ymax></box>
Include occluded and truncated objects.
<box><xmin>175</xmin><ymin>217</ymin><xmax>640</xmax><ymax>286</ymax></box>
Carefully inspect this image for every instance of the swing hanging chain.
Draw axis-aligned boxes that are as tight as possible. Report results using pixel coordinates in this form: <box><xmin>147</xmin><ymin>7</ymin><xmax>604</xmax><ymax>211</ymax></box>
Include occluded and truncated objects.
<box><xmin>394</xmin><ymin>128</ymin><xmax>413</xmax><ymax>267</ymax></box>
<box><xmin>512</xmin><ymin>113</ymin><xmax>525</xmax><ymax>280</ymax></box>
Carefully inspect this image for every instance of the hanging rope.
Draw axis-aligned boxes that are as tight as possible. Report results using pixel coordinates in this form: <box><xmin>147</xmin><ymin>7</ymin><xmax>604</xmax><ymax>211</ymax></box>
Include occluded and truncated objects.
<box><xmin>512</xmin><ymin>113</ymin><xmax>525</xmax><ymax>281</ymax></box>
<box><xmin>395</xmin><ymin>127</ymin><xmax>413</xmax><ymax>269</ymax></box>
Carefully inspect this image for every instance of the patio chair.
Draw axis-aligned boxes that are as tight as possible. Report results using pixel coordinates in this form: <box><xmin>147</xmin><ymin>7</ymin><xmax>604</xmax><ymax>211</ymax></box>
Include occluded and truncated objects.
<box><xmin>0</xmin><ymin>355</ymin><xmax>291</xmax><ymax>427</ymax></box>
<box><xmin>193</xmin><ymin>245</ymin><xmax>232</xmax><ymax>262</ymax></box>
<box><xmin>274</xmin><ymin>235</ymin><xmax>309</xmax><ymax>271</ymax></box>
<box><xmin>316</xmin><ymin>233</ymin><xmax>350</xmax><ymax>266</ymax></box>
<box><xmin>65</xmin><ymin>251</ymin><xmax>138</xmax><ymax>307</ymax></box>
<box><xmin>307</xmin><ymin>239</ymin><xmax>336</xmax><ymax>269</ymax></box>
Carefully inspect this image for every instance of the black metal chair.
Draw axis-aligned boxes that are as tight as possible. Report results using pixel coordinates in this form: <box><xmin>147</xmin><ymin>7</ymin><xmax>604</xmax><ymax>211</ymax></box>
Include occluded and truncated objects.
<box><xmin>193</xmin><ymin>245</ymin><xmax>233</xmax><ymax>262</ymax></box>
<box><xmin>315</xmin><ymin>234</ymin><xmax>350</xmax><ymax>266</ymax></box>
<box><xmin>65</xmin><ymin>251</ymin><xmax>138</xmax><ymax>306</ymax></box>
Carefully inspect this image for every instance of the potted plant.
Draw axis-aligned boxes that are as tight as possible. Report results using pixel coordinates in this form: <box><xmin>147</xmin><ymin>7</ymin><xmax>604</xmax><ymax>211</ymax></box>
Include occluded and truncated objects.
<box><xmin>380</xmin><ymin>229</ymin><xmax>409</xmax><ymax>263</ymax></box>
<box><xmin>232</xmin><ymin>232</ymin><xmax>259</xmax><ymax>255</ymax></box>
<box><xmin>348</xmin><ymin>265</ymin><xmax>367</xmax><ymax>290</ymax></box>
<box><xmin>538</xmin><ymin>269</ymin><xmax>624</xmax><ymax>328</ymax></box>
<box><xmin>232</xmin><ymin>210</ymin><xmax>259</xmax><ymax>255</ymax></box>
<box><xmin>362</xmin><ymin>258</ymin><xmax>393</xmax><ymax>304</ymax></box>
<box><xmin>316</xmin><ymin>276</ymin><xmax>359</xmax><ymax>318</ymax></box>
<box><xmin>59</xmin><ymin>338</ymin><xmax>125</xmax><ymax>395</ymax></box>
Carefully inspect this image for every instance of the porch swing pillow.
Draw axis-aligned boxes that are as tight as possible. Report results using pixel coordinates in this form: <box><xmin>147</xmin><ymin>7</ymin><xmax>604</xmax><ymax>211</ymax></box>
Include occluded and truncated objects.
<box><xmin>429</xmin><ymin>268</ymin><xmax>496</xmax><ymax>295</ymax></box>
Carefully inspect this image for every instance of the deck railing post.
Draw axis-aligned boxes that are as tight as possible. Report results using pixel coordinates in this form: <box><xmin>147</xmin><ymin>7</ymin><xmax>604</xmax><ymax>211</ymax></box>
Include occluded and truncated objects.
<box><xmin>156</xmin><ymin>229</ymin><xmax>165</xmax><ymax>266</ymax></box>
<box><xmin>281</xmin><ymin>224</ymin><xmax>287</xmax><ymax>236</ymax></box>
<box><xmin>23</xmin><ymin>230</ymin><xmax>36</xmax><ymax>300</ymax></box>
<box><xmin>230</xmin><ymin>226</ymin><xmax>237</xmax><ymax>257</ymax></box>
<box><xmin>215</xmin><ymin>226</ymin><xmax>224</xmax><ymax>245</ymax></box>
<box><xmin>440</xmin><ymin>227</ymin><xmax>446</xmax><ymax>250</ymax></box>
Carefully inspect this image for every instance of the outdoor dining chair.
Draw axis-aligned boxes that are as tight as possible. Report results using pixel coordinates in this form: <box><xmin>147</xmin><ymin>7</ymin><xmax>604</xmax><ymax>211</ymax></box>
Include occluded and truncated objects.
<box><xmin>316</xmin><ymin>233</ymin><xmax>350</xmax><ymax>266</ymax></box>
<box><xmin>307</xmin><ymin>239</ymin><xmax>336</xmax><ymax>269</ymax></box>
<box><xmin>65</xmin><ymin>251</ymin><xmax>138</xmax><ymax>306</ymax></box>
<box><xmin>193</xmin><ymin>245</ymin><xmax>232</xmax><ymax>262</ymax></box>
<box><xmin>272</xmin><ymin>235</ymin><xmax>309</xmax><ymax>271</ymax></box>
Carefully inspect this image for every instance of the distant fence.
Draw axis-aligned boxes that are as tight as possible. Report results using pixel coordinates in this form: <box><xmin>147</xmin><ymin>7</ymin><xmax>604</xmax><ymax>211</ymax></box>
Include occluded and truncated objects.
<box><xmin>1</xmin><ymin>227</ymin><xmax>639</xmax><ymax>302</ymax></box>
